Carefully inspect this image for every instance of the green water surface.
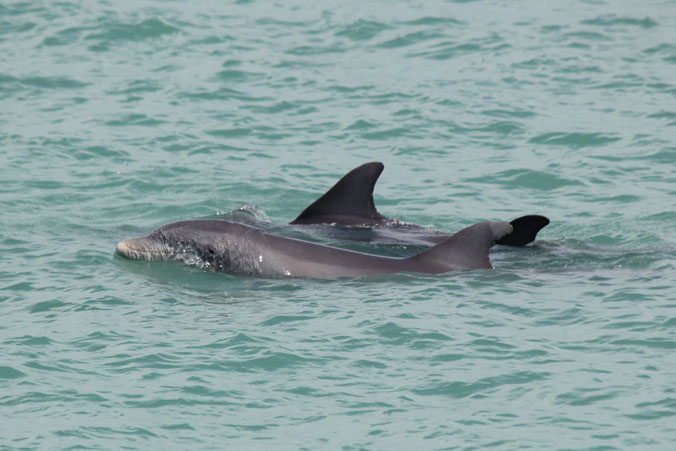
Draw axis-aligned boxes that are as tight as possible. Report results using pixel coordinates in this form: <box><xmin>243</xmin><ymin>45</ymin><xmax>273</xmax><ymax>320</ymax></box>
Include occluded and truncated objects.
<box><xmin>2</xmin><ymin>0</ymin><xmax>676</xmax><ymax>449</ymax></box>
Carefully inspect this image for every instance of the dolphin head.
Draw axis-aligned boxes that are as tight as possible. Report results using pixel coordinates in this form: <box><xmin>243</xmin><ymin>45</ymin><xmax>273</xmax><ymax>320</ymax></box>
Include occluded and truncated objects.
<box><xmin>115</xmin><ymin>231</ymin><xmax>170</xmax><ymax>261</ymax></box>
<box><xmin>115</xmin><ymin>220</ymin><xmax>261</xmax><ymax>273</ymax></box>
<box><xmin>115</xmin><ymin>222</ymin><xmax>204</xmax><ymax>262</ymax></box>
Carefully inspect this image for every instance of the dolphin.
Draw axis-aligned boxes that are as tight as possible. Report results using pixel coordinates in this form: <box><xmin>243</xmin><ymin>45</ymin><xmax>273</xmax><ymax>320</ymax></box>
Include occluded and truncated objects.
<box><xmin>289</xmin><ymin>162</ymin><xmax>549</xmax><ymax>246</ymax></box>
<box><xmin>115</xmin><ymin>219</ymin><xmax>512</xmax><ymax>279</ymax></box>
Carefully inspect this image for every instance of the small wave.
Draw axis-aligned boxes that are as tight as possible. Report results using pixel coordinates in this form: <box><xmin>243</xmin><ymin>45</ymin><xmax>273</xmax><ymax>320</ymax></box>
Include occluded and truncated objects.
<box><xmin>4</xmin><ymin>335</ymin><xmax>52</xmax><ymax>346</ymax></box>
<box><xmin>110</xmin><ymin>79</ymin><xmax>163</xmax><ymax>95</ymax></box>
<box><xmin>362</xmin><ymin>127</ymin><xmax>411</xmax><ymax>140</ymax></box>
<box><xmin>344</xmin><ymin>119</ymin><xmax>378</xmax><ymax>130</ymax></box>
<box><xmin>213</xmin><ymin>204</ymin><xmax>272</xmax><ymax>225</ymax></box>
<box><xmin>0</xmin><ymin>73</ymin><xmax>89</xmax><ymax>90</ymax></box>
<box><xmin>29</xmin><ymin>300</ymin><xmax>69</xmax><ymax>314</ymax></box>
<box><xmin>244</xmin><ymin>101</ymin><xmax>299</xmax><ymax>115</ymax></box>
<box><xmin>563</xmin><ymin>31</ymin><xmax>611</xmax><ymax>41</ymax></box>
<box><xmin>215</xmin><ymin>69</ymin><xmax>259</xmax><ymax>82</ymax></box>
<box><xmin>400</xmin><ymin>17</ymin><xmax>464</xmax><ymax>27</ymax></box>
<box><xmin>413</xmin><ymin>371</ymin><xmax>549</xmax><ymax>399</ymax></box>
<box><xmin>260</xmin><ymin>314</ymin><xmax>314</xmax><ymax>326</ymax></box>
<box><xmin>206</xmin><ymin>127</ymin><xmax>252</xmax><ymax>138</ymax></box>
<box><xmin>412</xmin><ymin>41</ymin><xmax>483</xmax><ymax>60</ymax></box>
<box><xmin>378</xmin><ymin>30</ymin><xmax>446</xmax><ymax>49</ymax></box>
<box><xmin>41</xmin><ymin>25</ymin><xmax>91</xmax><ymax>47</ymax></box>
<box><xmin>0</xmin><ymin>366</ymin><xmax>26</xmax><ymax>379</ymax></box>
<box><xmin>556</xmin><ymin>388</ymin><xmax>623</xmax><ymax>406</ymax></box>
<box><xmin>529</xmin><ymin>132</ymin><xmax>621</xmax><ymax>148</ymax></box>
<box><xmin>104</xmin><ymin>113</ymin><xmax>166</xmax><ymax>127</ymax></box>
<box><xmin>245</xmin><ymin>352</ymin><xmax>317</xmax><ymax>371</ymax></box>
<box><xmin>482</xmin><ymin>108</ymin><xmax>537</xmax><ymax>119</ymax></box>
<box><xmin>643</xmin><ymin>43</ymin><xmax>676</xmax><ymax>55</ymax></box>
<box><xmin>285</xmin><ymin>44</ymin><xmax>347</xmax><ymax>56</ymax></box>
<box><xmin>470</xmin><ymin>169</ymin><xmax>581</xmax><ymax>190</ymax></box>
<box><xmin>84</xmin><ymin>18</ymin><xmax>180</xmax><ymax>44</ymax></box>
<box><xmin>581</xmin><ymin>16</ymin><xmax>658</xmax><ymax>29</ymax></box>
<box><xmin>335</xmin><ymin>19</ymin><xmax>391</xmax><ymax>42</ymax></box>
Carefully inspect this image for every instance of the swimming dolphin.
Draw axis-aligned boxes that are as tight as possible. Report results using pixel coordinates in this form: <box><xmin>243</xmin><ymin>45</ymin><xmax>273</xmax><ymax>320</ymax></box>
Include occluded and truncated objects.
<box><xmin>115</xmin><ymin>219</ymin><xmax>512</xmax><ymax>279</ymax></box>
<box><xmin>290</xmin><ymin>162</ymin><xmax>549</xmax><ymax>246</ymax></box>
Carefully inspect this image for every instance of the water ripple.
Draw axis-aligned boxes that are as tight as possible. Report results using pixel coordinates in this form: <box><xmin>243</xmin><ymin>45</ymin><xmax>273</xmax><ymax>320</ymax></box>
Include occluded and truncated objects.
<box><xmin>529</xmin><ymin>132</ymin><xmax>622</xmax><ymax>147</ymax></box>
<box><xmin>581</xmin><ymin>16</ymin><xmax>658</xmax><ymax>29</ymax></box>
<box><xmin>85</xmin><ymin>18</ymin><xmax>180</xmax><ymax>44</ymax></box>
<box><xmin>413</xmin><ymin>371</ymin><xmax>550</xmax><ymax>399</ymax></box>
<box><xmin>336</xmin><ymin>19</ymin><xmax>391</xmax><ymax>41</ymax></box>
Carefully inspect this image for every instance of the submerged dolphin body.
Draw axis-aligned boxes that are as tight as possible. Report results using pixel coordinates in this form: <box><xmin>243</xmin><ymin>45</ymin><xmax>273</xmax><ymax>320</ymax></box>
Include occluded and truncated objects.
<box><xmin>116</xmin><ymin>219</ymin><xmax>512</xmax><ymax>279</ymax></box>
<box><xmin>290</xmin><ymin>162</ymin><xmax>549</xmax><ymax>246</ymax></box>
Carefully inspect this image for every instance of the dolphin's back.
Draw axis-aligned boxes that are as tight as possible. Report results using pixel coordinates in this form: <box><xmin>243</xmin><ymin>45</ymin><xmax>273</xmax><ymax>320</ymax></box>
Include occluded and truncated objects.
<box><xmin>257</xmin><ymin>230</ymin><xmax>407</xmax><ymax>278</ymax></box>
<box><xmin>261</xmin><ymin>221</ymin><xmax>512</xmax><ymax>278</ymax></box>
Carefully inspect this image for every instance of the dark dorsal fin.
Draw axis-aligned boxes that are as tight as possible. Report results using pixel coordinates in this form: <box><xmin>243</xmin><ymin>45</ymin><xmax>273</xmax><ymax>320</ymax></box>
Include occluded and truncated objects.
<box><xmin>495</xmin><ymin>215</ymin><xmax>550</xmax><ymax>246</ymax></box>
<box><xmin>410</xmin><ymin>221</ymin><xmax>512</xmax><ymax>271</ymax></box>
<box><xmin>290</xmin><ymin>162</ymin><xmax>386</xmax><ymax>225</ymax></box>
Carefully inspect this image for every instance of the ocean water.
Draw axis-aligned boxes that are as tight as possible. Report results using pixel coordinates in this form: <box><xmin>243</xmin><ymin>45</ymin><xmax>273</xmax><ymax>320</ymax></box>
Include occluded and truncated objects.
<box><xmin>2</xmin><ymin>0</ymin><xmax>676</xmax><ymax>448</ymax></box>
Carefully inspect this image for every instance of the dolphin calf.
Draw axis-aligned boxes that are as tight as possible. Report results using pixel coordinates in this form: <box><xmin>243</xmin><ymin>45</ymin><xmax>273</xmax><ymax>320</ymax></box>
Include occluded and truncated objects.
<box><xmin>115</xmin><ymin>219</ymin><xmax>512</xmax><ymax>279</ymax></box>
<box><xmin>289</xmin><ymin>162</ymin><xmax>549</xmax><ymax>246</ymax></box>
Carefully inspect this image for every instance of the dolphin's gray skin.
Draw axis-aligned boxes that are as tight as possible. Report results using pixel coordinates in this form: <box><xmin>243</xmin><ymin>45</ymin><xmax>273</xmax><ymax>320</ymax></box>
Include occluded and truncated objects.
<box><xmin>290</xmin><ymin>162</ymin><xmax>549</xmax><ymax>246</ymax></box>
<box><xmin>115</xmin><ymin>219</ymin><xmax>512</xmax><ymax>279</ymax></box>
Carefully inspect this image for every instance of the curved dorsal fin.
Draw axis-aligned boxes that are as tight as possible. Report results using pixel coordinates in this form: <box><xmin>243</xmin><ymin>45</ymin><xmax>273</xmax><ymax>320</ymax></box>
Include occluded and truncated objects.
<box><xmin>410</xmin><ymin>221</ymin><xmax>513</xmax><ymax>271</ymax></box>
<box><xmin>495</xmin><ymin>215</ymin><xmax>550</xmax><ymax>246</ymax></box>
<box><xmin>290</xmin><ymin>162</ymin><xmax>386</xmax><ymax>225</ymax></box>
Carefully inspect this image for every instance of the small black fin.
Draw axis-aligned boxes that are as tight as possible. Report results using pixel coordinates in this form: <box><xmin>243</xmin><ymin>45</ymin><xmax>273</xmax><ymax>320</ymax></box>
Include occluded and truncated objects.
<box><xmin>290</xmin><ymin>162</ymin><xmax>386</xmax><ymax>225</ymax></box>
<box><xmin>495</xmin><ymin>215</ymin><xmax>550</xmax><ymax>246</ymax></box>
<box><xmin>410</xmin><ymin>221</ymin><xmax>512</xmax><ymax>272</ymax></box>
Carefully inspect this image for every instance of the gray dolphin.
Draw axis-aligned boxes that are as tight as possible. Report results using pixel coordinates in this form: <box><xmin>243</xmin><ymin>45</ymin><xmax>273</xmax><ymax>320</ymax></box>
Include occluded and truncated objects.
<box><xmin>290</xmin><ymin>162</ymin><xmax>549</xmax><ymax>246</ymax></box>
<box><xmin>115</xmin><ymin>219</ymin><xmax>512</xmax><ymax>279</ymax></box>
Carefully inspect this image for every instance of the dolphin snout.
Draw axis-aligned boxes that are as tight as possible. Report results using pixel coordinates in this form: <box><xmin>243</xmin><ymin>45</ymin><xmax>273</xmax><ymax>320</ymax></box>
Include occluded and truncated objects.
<box><xmin>115</xmin><ymin>236</ymin><xmax>167</xmax><ymax>261</ymax></box>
